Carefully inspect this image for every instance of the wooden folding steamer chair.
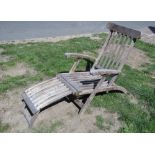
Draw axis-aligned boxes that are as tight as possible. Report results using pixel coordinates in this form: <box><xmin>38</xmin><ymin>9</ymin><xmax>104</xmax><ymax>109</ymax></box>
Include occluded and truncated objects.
<box><xmin>22</xmin><ymin>23</ymin><xmax>141</xmax><ymax>127</ymax></box>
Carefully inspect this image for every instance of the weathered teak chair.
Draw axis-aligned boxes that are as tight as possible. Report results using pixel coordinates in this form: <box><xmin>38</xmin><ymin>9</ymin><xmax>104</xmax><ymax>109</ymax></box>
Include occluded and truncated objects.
<box><xmin>22</xmin><ymin>23</ymin><xmax>141</xmax><ymax>126</ymax></box>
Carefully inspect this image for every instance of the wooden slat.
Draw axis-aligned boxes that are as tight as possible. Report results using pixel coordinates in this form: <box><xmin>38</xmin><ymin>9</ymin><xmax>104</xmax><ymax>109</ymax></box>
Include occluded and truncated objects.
<box><xmin>30</xmin><ymin>83</ymin><xmax>64</xmax><ymax>101</ymax></box>
<box><xmin>114</xmin><ymin>38</ymin><xmax>132</xmax><ymax>69</ymax></box>
<box><xmin>34</xmin><ymin>86</ymin><xmax>69</xmax><ymax>107</ymax></box>
<box><xmin>104</xmin><ymin>34</ymin><xmax>126</xmax><ymax>69</ymax></box>
<box><xmin>25</xmin><ymin>77</ymin><xmax>57</xmax><ymax>92</ymax></box>
<box><xmin>68</xmin><ymin>75</ymin><xmax>101</xmax><ymax>81</ymax></box>
<box><xmin>107</xmin><ymin>34</ymin><xmax>127</xmax><ymax>69</ymax></box>
<box><xmin>26</xmin><ymin>78</ymin><xmax>59</xmax><ymax>93</ymax></box>
<box><xmin>118</xmin><ymin>40</ymin><xmax>135</xmax><ymax>70</ymax></box>
<box><xmin>98</xmin><ymin>32</ymin><xmax>118</xmax><ymax>68</ymax></box>
<box><xmin>57</xmin><ymin>74</ymin><xmax>78</xmax><ymax>93</ymax></box>
<box><xmin>80</xmin><ymin>80</ymin><xmax>108</xmax><ymax>91</ymax></box>
<box><xmin>36</xmin><ymin>90</ymin><xmax>71</xmax><ymax>110</ymax></box>
<box><xmin>92</xmin><ymin>32</ymin><xmax>113</xmax><ymax>69</ymax></box>
<box><xmin>99</xmin><ymin>33</ymin><xmax>122</xmax><ymax>68</ymax></box>
<box><xmin>62</xmin><ymin>73</ymin><xmax>101</xmax><ymax>83</ymax></box>
<box><xmin>26</xmin><ymin>79</ymin><xmax>62</xmax><ymax>97</ymax></box>
<box><xmin>108</xmin><ymin>35</ymin><xmax>129</xmax><ymax>69</ymax></box>
<box><xmin>69</xmin><ymin>59</ymin><xmax>80</xmax><ymax>73</ymax></box>
<box><xmin>103</xmin><ymin>34</ymin><xmax>122</xmax><ymax>69</ymax></box>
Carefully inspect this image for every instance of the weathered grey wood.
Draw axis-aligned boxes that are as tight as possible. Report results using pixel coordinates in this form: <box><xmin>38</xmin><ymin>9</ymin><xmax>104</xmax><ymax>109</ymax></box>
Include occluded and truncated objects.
<box><xmin>59</xmin><ymin>73</ymin><xmax>101</xmax><ymax>94</ymax></box>
<box><xmin>22</xmin><ymin>22</ymin><xmax>141</xmax><ymax>126</ymax></box>
<box><xmin>26</xmin><ymin>79</ymin><xmax>61</xmax><ymax>97</ymax></box>
<box><xmin>79</xmin><ymin>83</ymin><xmax>127</xmax><ymax>95</ymax></box>
<box><xmin>65</xmin><ymin>53</ymin><xmax>96</xmax><ymax>73</ymax></box>
<box><xmin>114</xmin><ymin>38</ymin><xmax>132</xmax><ymax>69</ymax></box>
<box><xmin>90</xmin><ymin>69</ymin><xmax>120</xmax><ymax>76</ymax></box>
<box><xmin>105</xmin><ymin>35</ymin><xmax>127</xmax><ymax>69</ymax></box>
<box><xmin>29</xmin><ymin>82</ymin><xmax>64</xmax><ymax>100</ymax></box>
<box><xmin>103</xmin><ymin>34</ymin><xmax>120</xmax><ymax>68</ymax></box>
<box><xmin>57</xmin><ymin>74</ymin><xmax>78</xmax><ymax>94</ymax></box>
<box><xmin>37</xmin><ymin>90</ymin><xmax>71</xmax><ymax>109</ymax></box>
<box><xmin>109</xmin><ymin>36</ymin><xmax>130</xmax><ymax>69</ymax></box>
<box><xmin>99</xmin><ymin>32</ymin><xmax>119</xmax><ymax>68</ymax></box>
<box><xmin>35</xmin><ymin>88</ymin><xmax>70</xmax><ymax>108</ymax></box>
<box><xmin>69</xmin><ymin>59</ymin><xmax>80</xmax><ymax>73</ymax></box>
<box><xmin>32</xmin><ymin>84</ymin><xmax>66</xmax><ymax>104</ymax></box>
<box><xmin>79</xmin><ymin>82</ymin><xmax>108</xmax><ymax>95</ymax></box>
<box><xmin>26</xmin><ymin>77</ymin><xmax>57</xmax><ymax>92</ymax></box>
<box><xmin>107</xmin><ymin>22</ymin><xmax>141</xmax><ymax>39</ymax></box>
<box><xmin>23</xmin><ymin>76</ymin><xmax>72</xmax><ymax>114</ymax></box>
<box><xmin>79</xmin><ymin>77</ymin><xmax>106</xmax><ymax>114</ymax></box>
<box><xmin>22</xmin><ymin>93</ymin><xmax>38</xmax><ymax>114</ymax></box>
<box><xmin>67</xmin><ymin>74</ymin><xmax>101</xmax><ymax>81</ymax></box>
<box><xmin>118</xmin><ymin>40</ymin><xmax>135</xmax><ymax>70</ymax></box>
<box><xmin>61</xmin><ymin>74</ymin><xmax>81</xmax><ymax>92</ymax></box>
<box><xmin>107</xmin><ymin>36</ymin><xmax>129</xmax><ymax>69</ymax></box>
<box><xmin>92</xmin><ymin>32</ymin><xmax>113</xmax><ymax>69</ymax></box>
<box><xmin>22</xmin><ymin>105</ymin><xmax>39</xmax><ymax>127</ymax></box>
<box><xmin>73</xmin><ymin>99</ymin><xmax>84</xmax><ymax>108</ymax></box>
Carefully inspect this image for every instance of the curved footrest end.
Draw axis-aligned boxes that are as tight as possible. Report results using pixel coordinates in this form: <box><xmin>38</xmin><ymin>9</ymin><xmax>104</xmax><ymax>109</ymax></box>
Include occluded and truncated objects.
<box><xmin>22</xmin><ymin>105</ymin><xmax>39</xmax><ymax>128</ymax></box>
<box><xmin>96</xmin><ymin>84</ymin><xmax>128</xmax><ymax>94</ymax></box>
<box><xmin>110</xmin><ymin>85</ymin><xmax>128</xmax><ymax>94</ymax></box>
<box><xmin>22</xmin><ymin>77</ymin><xmax>73</xmax><ymax>127</ymax></box>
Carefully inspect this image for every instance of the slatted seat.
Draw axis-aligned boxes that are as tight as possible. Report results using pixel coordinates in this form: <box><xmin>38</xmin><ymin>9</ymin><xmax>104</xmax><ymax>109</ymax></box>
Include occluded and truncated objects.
<box><xmin>58</xmin><ymin>72</ymin><xmax>102</xmax><ymax>92</ymax></box>
<box><xmin>22</xmin><ymin>22</ymin><xmax>141</xmax><ymax>127</ymax></box>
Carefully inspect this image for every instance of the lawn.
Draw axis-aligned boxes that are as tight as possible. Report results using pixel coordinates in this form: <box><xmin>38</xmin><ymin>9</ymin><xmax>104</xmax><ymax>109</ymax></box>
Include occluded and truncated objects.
<box><xmin>0</xmin><ymin>33</ymin><xmax>155</xmax><ymax>132</ymax></box>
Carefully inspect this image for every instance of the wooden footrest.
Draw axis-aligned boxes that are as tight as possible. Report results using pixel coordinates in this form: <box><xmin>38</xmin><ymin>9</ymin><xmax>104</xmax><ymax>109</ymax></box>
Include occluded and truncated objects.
<box><xmin>22</xmin><ymin>77</ymin><xmax>72</xmax><ymax>115</ymax></box>
<box><xmin>22</xmin><ymin>104</ymin><xmax>39</xmax><ymax>127</ymax></box>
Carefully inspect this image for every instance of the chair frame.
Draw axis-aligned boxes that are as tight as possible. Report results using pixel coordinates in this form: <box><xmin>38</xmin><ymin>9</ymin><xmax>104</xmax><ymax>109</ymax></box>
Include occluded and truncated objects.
<box><xmin>22</xmin><ymin>22</ymin><xmax>141</xmax><ymax>126</ymax></box>
<box><xmin>65</xmin><ymin>22</ymin><xmax>141</xmax><ymax>114</ymax></box>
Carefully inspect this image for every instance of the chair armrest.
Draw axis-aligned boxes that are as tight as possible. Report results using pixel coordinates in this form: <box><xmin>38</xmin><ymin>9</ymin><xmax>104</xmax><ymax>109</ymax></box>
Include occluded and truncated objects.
<box><xmin>90</xmin><ymin>69</ymin><xmax>120</xmax><ymax>76</ymax></box>
<box><xmin>65</xmin><ymin>53</ymin><xmax>96</xmax><ymax>62</ymax></box>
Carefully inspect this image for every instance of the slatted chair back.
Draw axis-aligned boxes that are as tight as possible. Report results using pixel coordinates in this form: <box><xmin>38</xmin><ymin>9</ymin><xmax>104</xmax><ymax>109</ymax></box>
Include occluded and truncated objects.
<box><xmin>92</xmin><ymin>23</ymin><xmax>141</xmax><ymax>71</ymax></box>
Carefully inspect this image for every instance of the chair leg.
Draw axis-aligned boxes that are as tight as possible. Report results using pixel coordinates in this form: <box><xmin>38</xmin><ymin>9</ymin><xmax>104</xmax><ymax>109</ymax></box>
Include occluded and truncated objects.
<box><xmin>107</xmin><ymin>84</ymin><xmax>128</xmax><ymax>94</ymax></box>
<box><xmin>79</xmin><ymin>83</ymin><xmax>128</xmax><ymax>115</ymax></box>
<box><xmin>73</xmin><ymin>99</ymin><xmax>84</xmax><ymax>109</ymax></box>
<box><xmin>79</xmin><ymin>92</ymin><xmax>95</xmax><ymax>115</ymax></box>
<box><xmin>22</xmin><ymin>105</ymin><xmax>39</xmax><ymax>128</ymax></box>
<box><xmin>79</xmin><ymin>78</ymin><xmax>105</xmax><ymax>115</ymax></box>
<box><xmin>69</xmin><ymin>59</ymin><xmax>80</xmax><ymax>73</ymax></box>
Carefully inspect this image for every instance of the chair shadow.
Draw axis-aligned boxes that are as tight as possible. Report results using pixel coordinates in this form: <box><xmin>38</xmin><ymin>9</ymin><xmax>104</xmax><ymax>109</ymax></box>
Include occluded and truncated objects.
<box><xmin>40</xmin><ymin>90</ymin><xmax>125</xmax><ymax>113</ymax></box>
<box><xmin>148</xmin><ymin>26</ymin><xmax>155</xmax><ymax>34</ymax></box>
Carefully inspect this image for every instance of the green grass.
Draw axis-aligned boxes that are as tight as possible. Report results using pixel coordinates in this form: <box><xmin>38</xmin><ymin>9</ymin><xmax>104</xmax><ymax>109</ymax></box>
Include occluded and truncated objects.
<box><xmin>0</xmin><ymin>35</ymin><xmax>106</xmax><ymax>93</ymax></box>
<box><xmin>0</xmin><ymin>121</ymin><xmax>9</xmax><ymax>132</ymax></box>
<box><xmin>0</xmin><ymin>37</ymin><xmax>104</xmax><ymax>76</ymax></box>
<box><xmin>96</xmin><ymin>115</ymin><xmax>104</xmax><ymax>129</ymax></box>
<box><xmin>0</xmin><ymin>33</ymin><xmax>155</xmax><ymax>132</ymax></box>
<box><xmin>93</xmin><ymin>40</ymin><xmax>155</xmax><ymax>132</ymax></box>
<box><xmin>0</xmin><ymin>74</ymin><xmax>43</xmax><ymax>93</ymax></box>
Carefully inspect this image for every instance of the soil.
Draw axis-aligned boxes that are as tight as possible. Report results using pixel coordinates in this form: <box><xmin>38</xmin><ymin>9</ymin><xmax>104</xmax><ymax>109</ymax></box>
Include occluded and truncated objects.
<box><xmin>33</xmin><ymin>102</ymin><xmax>121</xmax><ymax>133</ymax></box>
<box><xmin>0</xmin><ymin>63</ymin><xmax>37</xmax><ymax>80</ymax></box>
<box><xmin>0</xmin><ymin>87</ymin><xmax>122</xmax><ymax>133</ymax></box>
<box><xmin>0</xmin><ymin>87</ymin><xmax>28</xmax><ymax>132</ymax></box>
<box><xmin>127</xmin><ymin>47</ymin><xmax>151</xmax><ymax>69</ymax></box>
